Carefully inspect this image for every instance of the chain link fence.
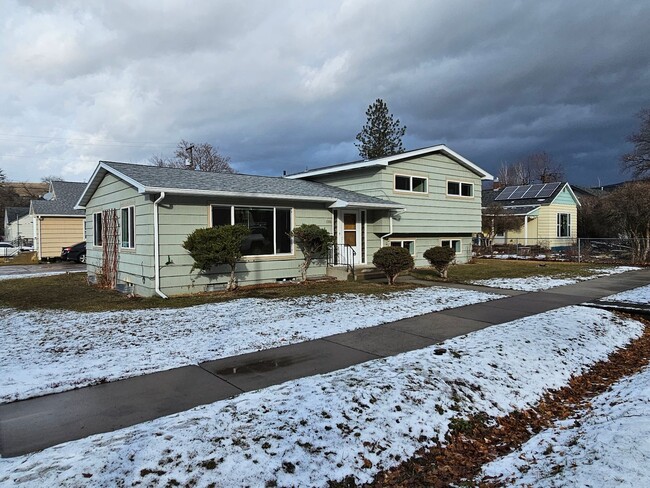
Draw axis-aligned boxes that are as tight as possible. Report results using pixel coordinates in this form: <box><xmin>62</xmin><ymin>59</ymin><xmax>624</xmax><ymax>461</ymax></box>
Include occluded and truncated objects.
<box><xmin>473</xmin><ymin>238</ymin><xmax>650</xmax><ymax>264</ymax></box>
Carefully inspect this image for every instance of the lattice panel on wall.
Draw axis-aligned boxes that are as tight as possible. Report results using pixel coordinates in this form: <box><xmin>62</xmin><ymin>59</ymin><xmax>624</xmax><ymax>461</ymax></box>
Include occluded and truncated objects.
<box><xmin>101</xmin><ymin>208</ymin><xmax>119</xmax><ymax>289</ymax></box>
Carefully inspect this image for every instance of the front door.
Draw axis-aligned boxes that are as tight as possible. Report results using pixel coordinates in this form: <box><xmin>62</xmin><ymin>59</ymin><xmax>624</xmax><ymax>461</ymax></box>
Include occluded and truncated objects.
<box><xmin>339</xmin><ymin>210</ymin><xmax>360</xmax><ymax>265</ymax></box>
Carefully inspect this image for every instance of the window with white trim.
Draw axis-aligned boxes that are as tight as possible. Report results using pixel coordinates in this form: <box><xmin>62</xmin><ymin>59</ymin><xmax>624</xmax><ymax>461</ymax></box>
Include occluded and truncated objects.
<box><xmin>390</xmin><ymin>240</ymin><xmax>415</xmax><ymax>255</ymax></box>
<box><xmin>93</xmin><ymin>212</ymin><xmax>103</xmax><ymax>246</ymax></box>
<box><xmin>211</xmin><ymin>205</ymin><xmax>293</xmax><ymax>256</ymax></box>
<box><xmin>121</xmin><ymin>206</ymin><xmax>135</xmax><ymax>248</ymax></box>
<box><xmin>557</xmin><ymin>213</ymin><xmax>571</xmax><ymax>237</ymax></box>
<box><xmin>441</xmin><ymin>239</ymin><xmax>461</xmax><ymax>252</ymax></box>
<box><xmin>447</xmin><ymin>181</ymin><xmax>473</xmax><ymax>197</ymax></box>
<box><xmin>394</xmin><ymin>174</ymin><xmax>427</xmax><ymax>193</ymax></box>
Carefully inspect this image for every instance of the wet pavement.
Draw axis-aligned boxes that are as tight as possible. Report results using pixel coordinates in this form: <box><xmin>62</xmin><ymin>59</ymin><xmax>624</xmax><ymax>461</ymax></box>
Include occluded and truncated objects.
<box><xmin>1</xmin><ymin>268</ymin><xmax>649</xmax><ymax>457</ymax></box>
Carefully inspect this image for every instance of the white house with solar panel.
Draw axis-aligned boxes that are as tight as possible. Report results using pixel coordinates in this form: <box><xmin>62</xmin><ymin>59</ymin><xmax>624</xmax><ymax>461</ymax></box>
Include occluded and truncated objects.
<box><xmin>76</xmin><ymin>145</ymin><xmax>492</xmax><ymax>297</ymax></box>
<box><xmin>482</xmin><ymin>182</ymin><xmax>580</xmax><ymax>249</ymax></box>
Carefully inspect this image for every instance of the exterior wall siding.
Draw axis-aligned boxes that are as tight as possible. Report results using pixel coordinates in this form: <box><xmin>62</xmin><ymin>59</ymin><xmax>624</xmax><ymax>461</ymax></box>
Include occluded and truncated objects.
<box><xmin>156</xmin><ymin>196</ymin><xmax>334</xmax><ymax>296</ymax></box>
<box><xmin>37</xmin><ymin>217</ymin><xmax>84</xmax><ymax>258</ymax></box>
<box><xmin>538</xmin><ymin>204</ymin><xmax>578</xmax><ymax>249</ymax></box>
<box><xmin>5</xmin><ymin>215</ymin><xmax>34</xmax><ymax>243</ymax></box>
<box><xmin>84</xmin><ymin>173</ymin><xmax>155</xmax><ymax>296</ymax></box>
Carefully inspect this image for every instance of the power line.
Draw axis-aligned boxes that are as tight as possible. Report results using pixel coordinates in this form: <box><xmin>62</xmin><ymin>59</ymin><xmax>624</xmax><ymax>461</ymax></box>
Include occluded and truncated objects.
<box><xmin>0</xmin><ymin>132</ymin><xmax>178</xmax><ymax>148</ymax></box>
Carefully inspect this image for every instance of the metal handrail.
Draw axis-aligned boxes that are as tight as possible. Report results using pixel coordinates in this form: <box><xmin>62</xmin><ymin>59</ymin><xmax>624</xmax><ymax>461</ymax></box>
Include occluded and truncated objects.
<box><xmin>328</xmin><ymin>243</ymin><xmax>356</xmax><ymax>275</ymax></box>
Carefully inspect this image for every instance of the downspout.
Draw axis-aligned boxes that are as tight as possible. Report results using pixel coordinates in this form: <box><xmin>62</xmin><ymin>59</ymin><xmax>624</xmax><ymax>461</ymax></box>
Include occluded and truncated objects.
<box><xmin>380</xmin><ymin>210</ymin><xmax>405</xmax><ymax>247</ymax></box>
<box><xmin>380</xmin><ymin>215</ymin><xmax>394</xmax><ymax>248</ymax></box>
<box><xmin>153</xmin><ymin>192</ymin><xmax>168</xmax><ymax>299</ymax></box>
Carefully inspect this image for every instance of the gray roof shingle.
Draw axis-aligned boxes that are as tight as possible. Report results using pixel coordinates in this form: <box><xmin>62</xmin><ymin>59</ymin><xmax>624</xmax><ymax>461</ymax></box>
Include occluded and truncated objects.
<box><xmin>79</xmin><ymin>161</ymin><xmax>401</xmax><ymax>209</ymax></box>
<box><xmin>5</xmin><ymin>207</ymin><xmax>30</xmax><ymax>223</ymax></box>
<box><xmin>32</xmin><ymin>181</ymin><xmax>86</xmax><ymax>216</ymax></box>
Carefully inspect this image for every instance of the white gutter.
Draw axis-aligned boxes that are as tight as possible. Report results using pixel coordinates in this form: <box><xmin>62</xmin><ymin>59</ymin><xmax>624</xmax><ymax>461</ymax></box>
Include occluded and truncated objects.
<box><xmin>153</xmin><ymin>192</ymin><xmax>168</xmax><ymax>299</ymax></box>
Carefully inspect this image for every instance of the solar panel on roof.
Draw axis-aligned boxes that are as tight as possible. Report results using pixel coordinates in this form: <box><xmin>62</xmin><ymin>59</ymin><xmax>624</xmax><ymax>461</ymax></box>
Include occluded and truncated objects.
<box><xmin>535</xmin><ymin>182</ymin><xmax>561</xmax><ymax>198</ymax></box>
<box><xmin>522</xmin><ymin>184</ymin><xmax>544</xmax><ymax>198</ymax></box>
<box><xmin>508</xmin><ymin>187</ymin><xmax>529</xmax><ymax>199</ymax></box>
<box><xmin>494</xmin><ymin>185</ymin><xmax>520</xmax><ymax>200</ymax></box>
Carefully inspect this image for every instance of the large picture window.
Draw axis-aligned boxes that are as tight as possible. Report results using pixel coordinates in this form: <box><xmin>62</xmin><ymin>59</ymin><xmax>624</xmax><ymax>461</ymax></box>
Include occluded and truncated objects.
<box><xmin>211</xmin><ymin>205</ymin><xmax>292</xmax><ymax>256</ymax></box>
<box><xmin>121</xmin><ymin>206</ymin><xmax>135</xmax><ymax>248</ymax></box>
<box><xmin>557</xmin><ymin>213</ymin><xmax>571</xmax><ymax>237</ymax></box>
<box><xmin>93</xmin><ymin>212</ymin><xmax>103</xmax><ymax>246</ymax></box>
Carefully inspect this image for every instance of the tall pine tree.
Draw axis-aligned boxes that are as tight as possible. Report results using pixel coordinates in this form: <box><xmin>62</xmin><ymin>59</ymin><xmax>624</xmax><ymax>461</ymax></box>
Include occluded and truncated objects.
<box><xmin>355</xmin><ymin>99</ymin><xmax>406</xmax><ymax>159</ymax></box>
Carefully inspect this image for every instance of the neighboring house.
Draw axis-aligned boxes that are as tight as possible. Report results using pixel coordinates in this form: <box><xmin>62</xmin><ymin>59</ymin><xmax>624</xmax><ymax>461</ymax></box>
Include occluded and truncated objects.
<box><xmin>3</xmin><ymin>207</ymin><xmax>32</xmax><ymax>246</ymax></box>
<box><xmin>287</xmin><ymin>145</ymin><xmax>492</xmax><ymax>265</ymax></box>
<box><xmin>31</xmin><ymin>181</ymin><xmax>86</xmax><ymax>260</ymax></box>
<box><xmin>482</xmin><ymin>182</ymin><xmax>580</xmax><ymax>249</ymax></box>
<box><xmin>76</xmin><ymin>146</ymin><xmax>491</xmax><ymax>297</ymax></box>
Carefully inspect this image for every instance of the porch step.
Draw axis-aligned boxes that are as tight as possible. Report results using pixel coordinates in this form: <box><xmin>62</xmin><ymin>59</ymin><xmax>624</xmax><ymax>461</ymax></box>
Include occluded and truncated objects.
<box><xmin>354</xmin><ymin>267</ymin><xmax>389</xmax><ymax>281</ymax></box>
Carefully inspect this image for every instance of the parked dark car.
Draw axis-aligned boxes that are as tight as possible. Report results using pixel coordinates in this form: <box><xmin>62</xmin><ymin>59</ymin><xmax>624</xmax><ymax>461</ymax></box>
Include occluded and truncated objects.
<box><xmin>61</xmin><ymin>241</ymin><xmax>86</xmax><ymax>263</ymax></box>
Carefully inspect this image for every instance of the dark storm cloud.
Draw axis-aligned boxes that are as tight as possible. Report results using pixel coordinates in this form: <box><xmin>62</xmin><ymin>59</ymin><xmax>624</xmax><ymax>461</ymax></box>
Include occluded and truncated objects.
<box><xmin>0</xmin><ymin>0</ymin><xmax>648</xmax><ymax>186</ymax></box>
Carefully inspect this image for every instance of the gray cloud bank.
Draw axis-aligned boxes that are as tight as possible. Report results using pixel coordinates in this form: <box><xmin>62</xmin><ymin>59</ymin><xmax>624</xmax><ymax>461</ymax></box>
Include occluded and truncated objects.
<box><xmin>1</xmin><ymin>0</ymin><xmax>649</xmax><ymax>186</ymax></box>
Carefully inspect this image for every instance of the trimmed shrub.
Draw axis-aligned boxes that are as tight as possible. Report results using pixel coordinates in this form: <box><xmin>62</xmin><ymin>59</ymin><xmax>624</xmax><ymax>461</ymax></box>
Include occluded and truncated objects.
<box><xmin>423</xmin><ymin>246</ymin><xmax>456</xmax><ymax>279</ymax></box>
<box><xmin>291</xmin><ymin>224</ymin><xmax>334</xmax><ymax>282</ymax></box>
<box><xmin>372</xmin><ymin>246</ymin><xmax>414</xmax><ymax>285</ymax></box>
<box><xmin>182</xmin><ymin>225</ymin><xmax>250</xmax><ymax>291</ymax></box>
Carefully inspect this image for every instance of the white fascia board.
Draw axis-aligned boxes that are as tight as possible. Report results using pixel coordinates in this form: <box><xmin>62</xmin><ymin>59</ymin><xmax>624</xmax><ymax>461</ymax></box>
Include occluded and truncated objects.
<box><xmin>286</xmin><ymin>145</ymin><xmax>494</xmax><ymax>180</ymax></box>
<box><xmin>549</xmin><ymin>183</ymin><xmax>582</xmax><ymax>207</ymax></box>
<box><xmin>327</xmin><ymin>200</ymin><xmax>405</xmax><ymax>210</ymax></box>
<box><xmin>33</xmin><ymin>214</ymin><xmax>86</xmax><ymax>218</ymax></box>
<box><xmin>76</xmin><ymin>162</ymin><xmax>147</xmax><ymax>209</ymax></box>
<box><xmin>143</xmin><ymin>187</ymin><xmax>337</xmax><ymax>204</ymax></box>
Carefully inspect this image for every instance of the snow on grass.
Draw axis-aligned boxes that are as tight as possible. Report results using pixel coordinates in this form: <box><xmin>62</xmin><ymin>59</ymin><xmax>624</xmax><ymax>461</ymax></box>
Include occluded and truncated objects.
<box><xmin>480</xmin><ymin>365</ymin><xmax>650</xmax><ymax>487</ymax></box>
<box><xmin>0</xmin><ymin>270</ymin><xmax>84</xmax><ymax>281</ymax></box>
<box><xmin>471</xmin><ymin>266</ymin><xmax>641</xmax><ymax>291</ymax></box>
<box><xmin>0</xmin><ymin>306</ymin><xmax>643</xmax><ymax>487</ymax></box>
<box><xmin>0</xmin><ymin>286</ymin><xmax>502</xmax><ymax>404</ymax></box>
<box><xmin>602</xmin><ymin>283</ymin><xmax>650</xmax><ymax>305</ymax></box>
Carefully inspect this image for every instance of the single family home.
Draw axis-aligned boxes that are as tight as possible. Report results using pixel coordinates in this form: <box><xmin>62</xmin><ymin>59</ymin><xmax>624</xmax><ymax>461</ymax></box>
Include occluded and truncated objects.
<box><xmin>3</xmin><ymin>207</ymin><xmax>32</xmax><ymax>246</ymax></box>
<box><xmin>31</xmin><ymin>180</ymin><xmax>87</xmax><ymax>260</ymax></box>
<box><xmin>76</xmin><ymin>145</ymin><xmax>492</xmax><ymax>297</ymax></box>
<box><xmin>482</xmin><ymin>181</ymin><xmax>580</xmax><ymax>249</ymax></box>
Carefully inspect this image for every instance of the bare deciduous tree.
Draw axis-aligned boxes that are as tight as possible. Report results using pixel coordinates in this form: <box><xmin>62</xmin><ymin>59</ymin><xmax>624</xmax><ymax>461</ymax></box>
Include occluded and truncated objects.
<box><xmin>498</xmin><ymin>152</ymin><xmax>565</xmax><ymax>185</ymax></box>
<box><xmin>481</xmin><ymin>203</ymin><xmax>525</xmax><ymax>250</ymax></box>
<box><xmin>151</xmin><ymin>140</ymin><xmax>235</xmax><ymax>173</ymax></box>
<box><xmin>599</xmin><ymin>181</ymin><xmax>650</xmax><ymax>262</ymax></box>
<box><xmin>621</xmin><ymin>108</ymin><xmax>650</xmax><ymax>179</ymax></box>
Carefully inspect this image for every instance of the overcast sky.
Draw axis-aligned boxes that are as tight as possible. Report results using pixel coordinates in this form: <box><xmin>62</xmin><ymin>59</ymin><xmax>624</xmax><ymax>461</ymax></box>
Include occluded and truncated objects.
<box><xmin>1</xmin><ymin>0</ymin><xmax>649</xmax><ymax>186</ymax></box>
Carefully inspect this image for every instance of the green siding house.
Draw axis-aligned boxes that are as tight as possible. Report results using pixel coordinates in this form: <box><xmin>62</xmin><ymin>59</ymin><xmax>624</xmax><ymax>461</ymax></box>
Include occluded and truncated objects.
<box><xmin>77</xmin><ymin>145</ymin><xmax>491</xmax><ymax>297</ymax></box>
<box><xmin>287</xmin><ymin>145</ymin><xmax>492</xmax><ymax>267</ymax></box>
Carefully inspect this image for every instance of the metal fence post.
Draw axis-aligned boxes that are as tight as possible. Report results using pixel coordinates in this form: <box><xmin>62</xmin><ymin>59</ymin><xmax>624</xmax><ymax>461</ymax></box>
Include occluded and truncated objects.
<box><xmin>578</xmin><ymin>238</ymin><xmax>581</xmax><ymax>263</ymax></box>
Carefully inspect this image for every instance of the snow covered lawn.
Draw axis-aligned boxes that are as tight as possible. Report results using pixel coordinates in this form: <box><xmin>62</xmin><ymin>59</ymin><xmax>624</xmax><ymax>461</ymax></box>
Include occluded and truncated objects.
<box><xmin>480</xmin><ymin>365</ymin><xmax>650</xmax><ymax>486</ymax></box>
<box><xmin>0</xmin><ymin>306</ymin><xmax>644</xmax><ymax>487</ymax></box>
<box><xmin>0</xmin><ymin>270</ymin><xmax>84</xmax><ymax>281</ymax></box>
<box><xmin>471</xmin><ymin>266</ymin><xmax>640</xmax><ymax>291</ymax></box>
<box><xmin>602</xmin><ymin>283</ymin><xmax>650</xmax><ymax>304</ymax></box>
<box><xmin>1</xmin><ymin>286</ymin><xmax>501</xmax><ymax>403</ymax></box>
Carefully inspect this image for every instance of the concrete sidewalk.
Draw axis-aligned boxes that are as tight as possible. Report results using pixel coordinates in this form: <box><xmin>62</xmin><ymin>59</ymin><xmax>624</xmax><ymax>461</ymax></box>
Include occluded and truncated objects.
<box><xmin>1</xmin><ymin>268</ymin><xmax>649</xmax><ymax>457</ymax></box>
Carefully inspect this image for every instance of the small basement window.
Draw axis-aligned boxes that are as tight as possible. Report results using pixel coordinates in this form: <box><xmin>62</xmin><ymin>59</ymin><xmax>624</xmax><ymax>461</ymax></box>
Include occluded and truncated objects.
<box><xmin>441</xmin><ymin>239</ymin><xmax>461</xmax><ymax>252</ymax></box>
<box><xmin>390</xmin><ymin>240</ymin><xmax>415</xmax><ymax>255</ymax></box>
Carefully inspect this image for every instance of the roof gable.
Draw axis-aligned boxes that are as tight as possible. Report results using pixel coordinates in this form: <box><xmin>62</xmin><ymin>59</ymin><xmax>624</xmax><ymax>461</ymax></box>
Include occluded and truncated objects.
<box><xmin>77</xmin><ymin>161</ymin><xmax>403</xmax><ymax>210</ymax></box>
<box><xmin>31</xmin><ymin>181</ymin><xmax>86</xmax><ymax>216</ymax></box>
<box><xmin>285</xmin><ymin>145</ymin><xmax>493</xmax><ymax>181</ymax></box>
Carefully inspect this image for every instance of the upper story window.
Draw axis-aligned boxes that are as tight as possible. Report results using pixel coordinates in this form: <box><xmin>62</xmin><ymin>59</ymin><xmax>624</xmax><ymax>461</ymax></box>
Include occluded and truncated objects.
<box><xmin>121</xmin><ymin>206</ymin><xmax>135</xmax><ymax>248</ymax></box>
<box><xmin>394</xmin><ymin>174</ymin><xmax>427</xmax><ymax>193</ymax></box>
<box><xmin>447</xmin><ymin>181</ymin><xmax>473</xmax><ymax>197</ymax></box>
<box><xmin>93</xmin><ymin>213</ymin><xmax>103</xmax><ymax>246</ymax></box>
<box><xmin>211</xmin><ymin>205</ymin><xmax>293</xmax><ymax>256</ymax></box>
